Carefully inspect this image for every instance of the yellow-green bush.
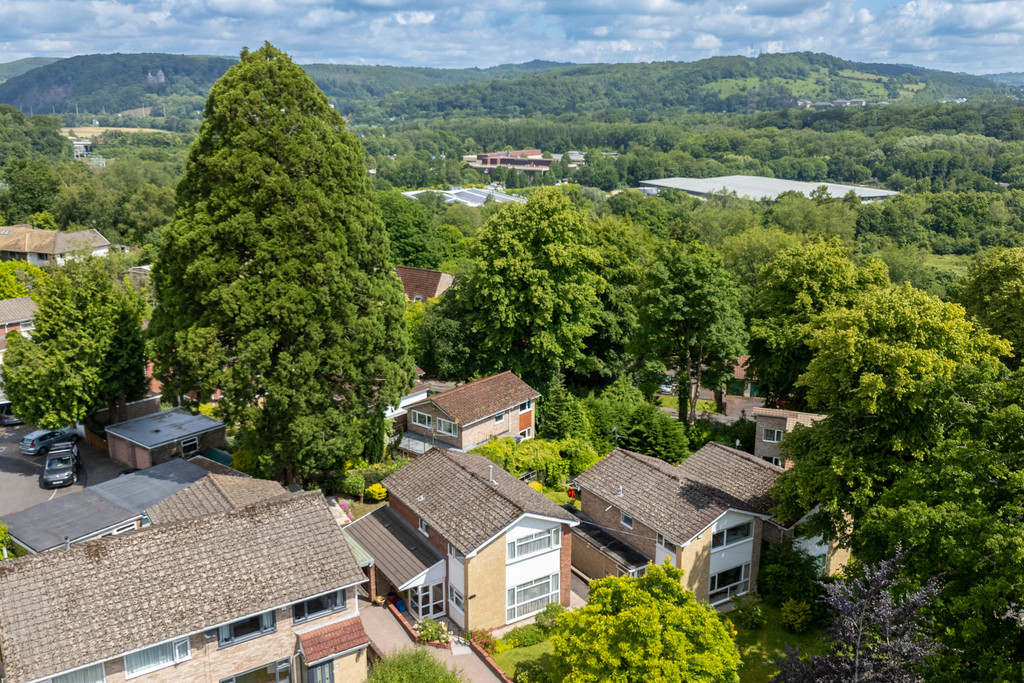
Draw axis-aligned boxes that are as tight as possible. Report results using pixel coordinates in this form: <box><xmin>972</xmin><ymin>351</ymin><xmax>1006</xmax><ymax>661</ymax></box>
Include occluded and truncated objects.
<box><xmin>364</xmin><ymin>482</ymin><xmax>388</xmax><ymax>501</ymax></box>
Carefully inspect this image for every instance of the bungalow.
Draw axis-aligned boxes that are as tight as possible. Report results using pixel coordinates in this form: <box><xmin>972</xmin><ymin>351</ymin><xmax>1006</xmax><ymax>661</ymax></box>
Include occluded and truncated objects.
<box><xmin>344</xmin><ymin>448</ymin><xmax>578</xmax><ymax>631</ymax></box>
<box><xmin>106</xmin><ymin>407</ymin><xmax>227</xmax><ymax>470</ymax></box>
<box><xmin>0</xmin><ymin>492</ymin><xmax>370</xmax><ymax>683</ymax></box>
<box><xmin>0</xmin><ymin>224</ymin><xmax>110</xmax><ymax>266</ymax></box>
<box><xmin>400</xmin><ymin>371</ymin><xmax>539</xmax><ymax>454</ymax></box>
<box><xmin>752</xmin><ymin>407</ymin><xmax>826</xmax><ymax>468</ymax></box>
<box><xmin>572</xmin><ymin>443</ymin><xmax>784</xmax><ymax>607</ymax></box>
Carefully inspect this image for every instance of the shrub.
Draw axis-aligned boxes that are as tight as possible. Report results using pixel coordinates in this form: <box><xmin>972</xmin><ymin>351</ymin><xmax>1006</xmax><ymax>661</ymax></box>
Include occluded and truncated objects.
<box><xmin>413</xmin><ymin>617</ymin><xmax>450</xmax><ymax>643</ymax></box>
<box><xmin>341</xmin><ymin>472</ymin><xmax>366</xmax><ymax>497</ymax></box>
<box><xmin>759</xmin><ymin>537</ymin><xmax>826</xmax><ymax>609</ymax></box>
<box><xmin>534</xmin><ymin>601</ymin><xmax>566</xmax><ymax>632</ymax></box>
<box><xmin>364</xmin><ymin>483</ymin><xmax>388</xmax><ymax>501</ymax></box>
<box><xmin>464</xmin><ymin>628</ymin><xmax>498</xmax><ymax>655</ymax></box>
<box><xmin>528</xmin><ymin>481</ymin><xmax>543</xmax><ymax>492</ymax></box>
<box><xmin>729</xmin><ymin>592</ymin><xmax>766</xmax><ymax>630</ymax></box>
<box><xmin>502</xmin><ymin>624</ymin><xmax>546</xmax><ymax>648</ymax></box>
<box><xmin>367</xmin><ymin>647</ymin><xmax>465</xmax><ymax>682</ymax></box>
<box><xmin>780</xmin><ymin>599</ymin><xmax>813</xmax><ymax>633</ymax></box>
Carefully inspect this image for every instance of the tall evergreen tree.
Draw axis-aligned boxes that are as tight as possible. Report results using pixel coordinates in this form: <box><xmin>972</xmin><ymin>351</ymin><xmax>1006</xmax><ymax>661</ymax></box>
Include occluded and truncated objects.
<box><xmin>149</xmin><ymin>44</ymin><xmax>412</xmax><ymax>482</ymax></box>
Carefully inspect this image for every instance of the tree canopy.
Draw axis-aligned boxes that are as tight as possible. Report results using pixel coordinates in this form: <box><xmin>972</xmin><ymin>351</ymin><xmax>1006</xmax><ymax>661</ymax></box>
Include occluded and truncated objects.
<box><xmin>957</xmin><ymin>246</ymin><xmax>1024</xmax><ymax>368</ymax></box>
<box><xmin>149</xmin><ymin>43</ymin><xmax>412</xmax><ymax>481</ymax></box>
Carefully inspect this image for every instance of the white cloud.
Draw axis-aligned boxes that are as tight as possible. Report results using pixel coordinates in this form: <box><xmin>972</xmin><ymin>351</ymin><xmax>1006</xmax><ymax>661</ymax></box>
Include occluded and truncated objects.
<box><xmin>693</xmin><ymin>33</ymin><xmax>722</xmax><ymax>50</ymax></box>
<box><xmin>394</xmin><ymin>11</ymin><xmax>435</xmax><ymax>25</ymax></box>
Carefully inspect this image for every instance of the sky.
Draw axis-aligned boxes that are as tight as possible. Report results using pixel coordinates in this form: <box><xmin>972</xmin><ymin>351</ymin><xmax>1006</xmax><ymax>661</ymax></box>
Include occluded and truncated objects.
<box><xmin>0</xmin><ymin>0</ymin><xmax>1021</xmax><ymax>75</ymax></box>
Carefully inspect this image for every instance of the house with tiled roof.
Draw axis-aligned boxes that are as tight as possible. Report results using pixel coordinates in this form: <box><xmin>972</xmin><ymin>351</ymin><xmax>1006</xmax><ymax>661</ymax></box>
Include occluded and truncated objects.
<box><xmin>395</xmin><ymin>265</ymin><xmax>454</xmax><ymax>302</ymax></box>
<box><xmin>752</xmin><ymin>407</ymin><xmax>826</xmax><ymax>468</ymax></box>
<box><xmin>0</xmin><ymin>295</ymin><xmax>37</xmax><ymax>364</ymax></box>
<box><xmin>0</xmin><ymin>492</ymin><xmax>370</xmax><ymax>683</ymax></box>
<box><xmin>400</xmin><ymin>371</ymin><xmax>539</xmax><ymax>454</ymax></box>
<box><xmin>344</xmin><ymin>448</ymin><xmax>578</xmax><ymax>631</ymax></box>
<box><xmin>572</xmin><ymin>443</ymin><xmax>787</xmax><ymax>607</ymax></box>
<box><xmin>0</xmin><ymin>223</ymin><xmax>110</xmax><ymax>267</ymax></box>
<box><xmin>146</xmin><ymin>472</ymin><xmax>288</xmax><ymax>524</ymax></box>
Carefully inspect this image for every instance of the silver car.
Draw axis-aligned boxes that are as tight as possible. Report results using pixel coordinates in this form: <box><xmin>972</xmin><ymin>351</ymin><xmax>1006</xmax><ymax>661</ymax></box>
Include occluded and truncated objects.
<box><xmin>19</xmin><ymin>428</ymin><xmax>79</xmax><ymax>456</ymax></box>
<box><xmin>41</xmin><ymin>448</ymin><xmax>80</xmax><ymax>488</ymax></box>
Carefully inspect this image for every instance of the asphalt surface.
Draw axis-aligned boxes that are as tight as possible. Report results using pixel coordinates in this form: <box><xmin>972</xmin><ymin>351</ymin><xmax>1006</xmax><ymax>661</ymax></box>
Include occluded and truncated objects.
<box><xmin>0</xmin><ymin>423</ymin><xmax>128</xmax><ymax>517</ymax></box>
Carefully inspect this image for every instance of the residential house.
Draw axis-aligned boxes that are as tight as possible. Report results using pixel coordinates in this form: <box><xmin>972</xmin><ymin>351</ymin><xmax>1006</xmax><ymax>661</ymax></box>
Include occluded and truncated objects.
<box><xmin>395</xmin><ymin>265</ymin><xmax>454</xmax><ymax>302</ymax></box>
<box><xmin>1</xmin><ymin>458</ymin><xmax>211</xmax><ymax>553</ymax></box>
<box><xmin>0</xmin><ymin>492</ymin><xmax>370</xmax><ymax>683</ymax></box>
<box><xmin>384</xmin><ymin>365</ymin><xmax>432</xmax><ymax>435</ymax></box>
<box><xmin>105</xmin><ymin>407</ymin><xmax>227</xmax><ymax>470</ymax></box>
<box><xmin>724</xmin><ymin>354</ymin><xmax>759</xmax><ymax>397</ymax></box>
<box><xmin>344</xmin><ymin>448</ymin><xmax>578</xmax><ymax>631</ymax></box>
<box><xmin>0</xmin><ymin>224</ymin><xmax>110</xmax><ymax>267</ymax></box>
<box><xmin>400</xmin><ymin>371</ymin><xmax>539</xmax><ymax>455</ymax></box>
<box><xmin>572</xmin><ymin>443</ymin><xmax>784</xmax><ymax>608</ymax></box>
<box><xmin>752</xmin><ymin>407</ymin><xmax>826</xmax><ymax>468</ymax></box>
<box><xmin>145</xmin><ymin>472</ymin><xmax>287</xmax><ymax>524</ymax></box>
<box><xmin>0</xmin><ymin>295</ymin><xmax>37</xmax><ymax>364</ymax></box>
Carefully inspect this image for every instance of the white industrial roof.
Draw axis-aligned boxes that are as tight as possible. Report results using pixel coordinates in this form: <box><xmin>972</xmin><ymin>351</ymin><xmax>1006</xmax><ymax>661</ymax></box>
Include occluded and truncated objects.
<box><xmin>640</xmin><ymin>175</ymin><xmax>898</xmax><ymax>202</ymax></box>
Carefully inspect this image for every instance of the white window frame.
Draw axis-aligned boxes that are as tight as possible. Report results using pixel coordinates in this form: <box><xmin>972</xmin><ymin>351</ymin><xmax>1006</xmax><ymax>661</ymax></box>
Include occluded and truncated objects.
<box><xmin>219</xmin><ymin>658</ymin><xmax>291</xmax><ymax>683</ymax></box>
<box><xmin>763</xmin><ymin>455</ymin><xmax>783</xmax><ymax>468</ymax></box>
<box><xmin>437</xmin><ymin>417</ymin><xmax>458</xmax><ymax>436</ymax></box>
<box><xmin>762</xmin><ymin>428</ymin><xmax>783</xmax><ymax>443</ymax></box>
<box><xmin>507</xmin><ymin>528</ymin><xmax>561</xmax><ymax>562</ymax></box>
<box><xmin>494</xmin><ymin>412</ymin><xmax>505</xmax><ymax>424</ymax></box>
<box><xmin>51</xmin><ymin>663</ymin><xmax>107</xmax><ymax>683</ymax></box>
<box><xmin>709</xmin><ymin>563</ymin><xmax>751</xmax><ymax>605</ymax></box>
<box><xmin>657</xmin><ymin>533</ymin><xmax>676</xmax><ymax>553</ymax></box>
<box><xmin>506</xmin><ymin>572</ymin><xmax>560</xmax><ymax>623</ymax></box>
<box><xmin>412</xmin><ymin>410</ymin><xmax>432</xmax><ymax>429</ymax></box>
<box><xmin>711</xmin><ymin>521</ymin><xmax>753</xmax><ymax>549</ymax></box>
<box><xmin>419</xmin><ymin>518</ymin><xmax>430</xmax><ymax>536</ymax></box>
<box><xmin>180</xmin><ymin>436</ymin><xmax>200</xmax><ymax>455</ymax></box>
<box><xmin>412</xmin><ymin>295</ymin><xmax>423</xmax><ymax>303</ymax></box>
<box><xmin>448</xmin><ymin>542</ymin><xmax>465</xmax><ymax>564</ymax></box>
<box><xmin>620</xmin><ymin>512</ymin><xmax>633</xmax><ymax>529</ymax></box>
<box><xmin>450</xmin><ymin>584</ymin><xmax>465</xmax><ymax>612</ymax></box>
<box><xmin>124</xmin><ymin>638</ymin><xmax>191</xmax><ymax>678</ymax></box>
<box><xmin>519</xmin><ymin>427</ymin><xmax>532</xmax><ymax>439</ymax></box>
<box><xmin>519</xmin><ymin>399</ymin><xmax>532</xmax><ymax>413</ymax></box>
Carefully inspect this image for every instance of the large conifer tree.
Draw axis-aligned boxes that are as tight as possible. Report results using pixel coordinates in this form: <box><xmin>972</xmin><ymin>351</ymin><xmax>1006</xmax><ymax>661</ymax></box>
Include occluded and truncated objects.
<box><xmin>149</xmin><ymin>44</ymin><xmax>411</xmax><ymax>481</ymax></box>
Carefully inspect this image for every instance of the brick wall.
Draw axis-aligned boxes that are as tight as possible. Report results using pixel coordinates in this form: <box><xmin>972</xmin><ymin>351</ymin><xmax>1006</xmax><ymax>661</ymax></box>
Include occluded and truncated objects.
<box><xmin>753</xmin><ymin>415</ymin><xmax>787</xmax><ymax>464</ymax></box>
<box><xmin>389</xmin><ymin>497</ymin><xmax>447</xmax><ymax>557</ymax></box>
<box><xmin>404</xmin><ymin>403</ymin><xmax>460</xmax><ymax>449</ymax></box>
<box><xmin>559</xmin><ymin>524</ymin><xmax>572</xmax><ymax>607</ymax></box>
<box><xmin>678</xmin><ymin>533</ymin><xmax>711</xmax><ymax>600</ymax></box>
<box><xmin>405</xmin><ymin>400</ymin><xmax>531</xmax><ymax>451</ymax></box>
<box><xmin>578</xmin><ymin>489</ymin><xmax>657</xmax><ymax>558</ymax></box>
<box><xmin>331</xmin><ymin>648</ymin><xmax>368</xmax><ymax>682</ymax></box>
<box><xmin>464</xmin><ymin>534</ymin><xmax>507</xmax><ymax>631</ymax></box>
<box><xmin>97</xmin><ymin>587</ymin><xmax>361</xmax><ymax>683</ymax></box>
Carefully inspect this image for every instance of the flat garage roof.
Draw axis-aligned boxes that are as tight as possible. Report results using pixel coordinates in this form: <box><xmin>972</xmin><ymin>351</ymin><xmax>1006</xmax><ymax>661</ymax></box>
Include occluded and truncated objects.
<box><xmin>105</xmin><ymin>408</ymin><xmax>223</xmax><ymax>449</ymax></box>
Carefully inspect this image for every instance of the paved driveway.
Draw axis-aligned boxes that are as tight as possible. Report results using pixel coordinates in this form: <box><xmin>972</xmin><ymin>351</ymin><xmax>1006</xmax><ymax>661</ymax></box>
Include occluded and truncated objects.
<box><xmin>0</xmin><ymin>424</ymin><xmax>128</xmax><ymax>517</ymax></box>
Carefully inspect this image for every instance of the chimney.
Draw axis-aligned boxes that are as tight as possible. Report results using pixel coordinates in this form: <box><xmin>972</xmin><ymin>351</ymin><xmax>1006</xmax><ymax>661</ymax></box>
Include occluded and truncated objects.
<box><xmin>488</xmin><ymin>465</ymin><xmax>496</xmax><ymax>485</ymax></box>
<box><xmin>64</xmin><ymin>536</ymin><xmax>70</xmax><ymax>551</ymax></box>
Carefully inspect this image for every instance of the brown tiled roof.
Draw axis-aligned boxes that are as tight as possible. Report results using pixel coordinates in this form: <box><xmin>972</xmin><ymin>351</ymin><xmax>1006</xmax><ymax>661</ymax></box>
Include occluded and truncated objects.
<box><xmin>395</xmin><ymin>265</ymin><xmax>454</xmax><ymax>301</ymax></box>
<box><xmin>0</xmin><ymin>491</ymin><xmax>365</xmax><ymax>683</ymax></box>
<box><xmin>344</xmin><ymin>506</ymin><xmax>444</xmax><ymax>589</ymax></box>
<box><xmin>383</xmin><ymin>448</ymin><xmax>577</xmax><ymax>554</ymax></box>
<box><xmin>421</xmin><ymin>371</ymin><xmax>539</xmax><ymax>425</ymax></box>
<box><xmin>753</xmin><ymin>407</ymin><xmax>826</xmax><ymax>430</ymax></box>
<box><xmin>0</xmin><ymin>224</ymin><xmax>109</xmax><ymax>255</ymax></box>
<box><xmin>574</xmin><ymin>443</ymin><xmax>782</xmax><ymax>545</ymax></box>
<box><xmin>299</xmin><ymin>616</ymin><xmax>369</xmax><ymax>663</ymax></box>
<box><xmin>0</xmin><ymin>296</ymin><xmax>37</xmax><ymax>325</ymax></box>
<box><xmin>146</xmin><ymin>473</ymin><xmax>288</xmax><ymax>524</ymax></box>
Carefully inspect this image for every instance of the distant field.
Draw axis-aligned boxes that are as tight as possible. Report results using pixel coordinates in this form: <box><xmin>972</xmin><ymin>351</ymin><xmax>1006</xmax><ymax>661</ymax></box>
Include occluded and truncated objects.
<box><xmin>61</xmin><ymin>126</ymin><xmax>167</xmax><ymax>137</ymax></box>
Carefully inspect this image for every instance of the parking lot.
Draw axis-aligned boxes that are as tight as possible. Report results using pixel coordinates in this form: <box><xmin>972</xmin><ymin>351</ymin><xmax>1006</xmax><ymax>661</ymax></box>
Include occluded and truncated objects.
<box><xmin>0</xmin><ymin>424</ymin><xmax>129</xmax><ymax>517</ymax></box>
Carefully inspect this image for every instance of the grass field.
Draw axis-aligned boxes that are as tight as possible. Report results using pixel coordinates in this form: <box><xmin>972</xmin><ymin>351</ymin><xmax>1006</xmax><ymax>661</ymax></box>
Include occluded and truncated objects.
<box><xmin>734</xmin><ymin>606</ymin><xmax>827</xmax><ymax>683</ymax></box>
<box><xmin>493</xmin><ymin>639</ymin><xmax>555</xmax><ymax>679</ymax></box>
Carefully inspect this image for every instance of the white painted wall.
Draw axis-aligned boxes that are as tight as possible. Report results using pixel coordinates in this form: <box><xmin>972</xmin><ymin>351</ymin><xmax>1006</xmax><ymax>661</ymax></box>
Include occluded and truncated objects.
<box><xmin>504</xmin><ymin>518</ymin><xmax>562</xmax><ymax>588</ymax></box>
<box><xmin>708</xmin><ymin>511</ymin><xmax>757</xmax><ymax>576</ymax></box>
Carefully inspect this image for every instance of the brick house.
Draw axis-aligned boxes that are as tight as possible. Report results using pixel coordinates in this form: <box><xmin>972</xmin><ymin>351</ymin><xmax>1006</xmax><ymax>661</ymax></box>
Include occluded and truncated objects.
<box><xmin>0</xmin><ymin>492</ymin><xmax>370</xmax><ymax>683</ymax></box>
<box><xmin>752</xmin><ymin>407</ymin><xmax>826</xmax><ymax>468</ymax></box>
<box><xmin>395</xmin><ymin>265</ymin><xmax>454</xmax><ymax>302</ymax></box>
<box><xmin>402</xmin><ymin>371</ymin><xmax>539</xmax><ymax>453</ymax></box>
<box><xmin>344</xmin><ymin>448</ymin><xmax>578</xmax><ymax>632</ymax></box>
<box><xmin>106</xmin><ymin>407</ymin><xmax>227</xmax><ymax>470</ymax></box>
<box><xmin>572</xmin><ymin>443</ymin><xmax>786</xmax><ymax>608</ymax></box>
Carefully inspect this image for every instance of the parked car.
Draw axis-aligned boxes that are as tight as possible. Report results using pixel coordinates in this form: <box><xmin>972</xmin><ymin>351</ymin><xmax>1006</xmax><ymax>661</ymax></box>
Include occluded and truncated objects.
<box><xmin>0</xmin><ymin>402</ymin><xmax>22</xmax><ymax>426</ymax></box>
<box><xmin>40</xmin><ymin>446</ymin><xmax>80</xmax><ymax>488</ymax></box>
<box><xmin>19</xmin><ymin>428</ymin><xmax>78</xmax><ymax>456</ymax></box>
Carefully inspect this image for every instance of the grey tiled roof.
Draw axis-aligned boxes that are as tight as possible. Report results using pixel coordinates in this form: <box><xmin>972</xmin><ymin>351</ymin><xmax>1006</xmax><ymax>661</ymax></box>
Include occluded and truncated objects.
<box><xmin>147</xmin><ymin>474</ymin><xmax>288</xmax><ymax>524</ymax></box>
<box><xmin>383</xmin><ymin>448</ymin><xmax>577</xmax><ymax>554</ymax></box>
<box><xmin>343</xmin><ymin>506</ymin><xmax>443</xmax><ymax>589</ymax></box>
<box><xmin>574</xmin><ymin>443</ymin><xmax>782</xmax><ymax>545</ymax></box>
<box><xmin>0</xmin><ymin>296</ymin><xmax>37</xmax><ymax>325</ymax></box>
<box><xmin>0</xmin><ymin>492</ymin><xmax>365</xmax><ymax>683</ymax></box>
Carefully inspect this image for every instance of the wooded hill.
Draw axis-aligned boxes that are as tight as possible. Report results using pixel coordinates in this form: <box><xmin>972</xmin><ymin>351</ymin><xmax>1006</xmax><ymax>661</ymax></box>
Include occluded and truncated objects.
<box><xmin>0</xmin><ymin>51</ymin><xmax>1007</xmax><ymax>124</ymax></box>
<box><xmin>0</xmin><ymin>58</ymin><xmax>59</xmax><ymax>84</ymax></box>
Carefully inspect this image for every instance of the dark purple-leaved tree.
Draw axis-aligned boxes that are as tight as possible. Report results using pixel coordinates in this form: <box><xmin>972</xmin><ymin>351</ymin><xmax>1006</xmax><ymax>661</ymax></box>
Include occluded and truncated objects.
<box><xmin>775</xmin><ymin>550</ymin><xmax>943</xmax><ymax>683</ymax></box>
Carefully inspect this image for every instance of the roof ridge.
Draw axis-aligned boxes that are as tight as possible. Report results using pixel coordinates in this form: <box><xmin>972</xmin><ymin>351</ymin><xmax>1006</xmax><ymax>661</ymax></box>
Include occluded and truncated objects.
<box><xmin>611</xmin><ymin>447</ymin><xmax>682</xmax><ymax>481</ymax></box>
<box><xmin>206</xmin><ymin>473</ymin><xmax>235</xmax><ymax>505</ymax></box>
<box><xmin>435</xmin><ymin>371</ymin><xmax>513</xmax><ymax>400</ymax></box>
<box><xmin>434</xmin><ymin>448</ymin><xmax>548</xmax><ymax>519</ymax></box>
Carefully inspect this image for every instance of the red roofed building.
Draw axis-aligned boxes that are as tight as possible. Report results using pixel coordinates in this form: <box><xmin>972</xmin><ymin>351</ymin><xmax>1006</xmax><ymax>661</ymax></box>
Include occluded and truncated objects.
<box><xmin>297</xmin><ymin>616</ymin><xmax>369</xmax><ymax>680</ymax></box>
<box><xmin>395</xmin><ymin>265</ymin><xmax>454</xmax><ymax>302</ymax></box>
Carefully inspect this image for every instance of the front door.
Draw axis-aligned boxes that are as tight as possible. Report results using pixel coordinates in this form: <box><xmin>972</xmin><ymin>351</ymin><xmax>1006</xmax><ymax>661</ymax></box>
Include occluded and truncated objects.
<box><xmin>411</xmin><ymin>582</ymin><xmax>446</xmax><ymax>620</ymax></box>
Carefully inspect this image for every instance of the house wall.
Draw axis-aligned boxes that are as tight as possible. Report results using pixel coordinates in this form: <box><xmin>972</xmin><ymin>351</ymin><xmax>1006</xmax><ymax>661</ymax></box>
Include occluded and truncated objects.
<box><xmin>404</xmin><ymin>402</ymin><xmax>461</xmax><ymax>449</ymax></box>
<box><xmin>753</xmin><ymin>414</ymin><xmax>788</xmax><ymax>464</ymax></box>
<box><xmin>464</xmin><ymin>533</ymin><xmax>507</xmax><ymax>631</ymax></box>
<box><xmin>571</xmin><ymin>531</ymin><xmax>625</xmax><ymax>580</ymax></box>
<box><xmin>677</xmin><ymin>532</ymin><xmax>712</xmax><ymax>600</ymax></box>
<box><xmin>330</xmin><ymin>648</ymin><xmax>367</xmax><ymax>683</ymax></box>
<box><xmin>578</xmin><ymin>489</ymin><xmax>657</xmax><ymax>559</ymax></box>
<box><xmin>559</xmin><ymin>524</ymin><xmax>572</xmax><ymax>608</ymax></box>
<box><xmin>405</xmin><ymin>400</ymin><xmax>535</xmax><ymax>451</ymax></box>
<box><xmin>97</xmin><ymin>587</ymin><xmax>361</xmax><ymax>683</ymax></box>
<box><xmin>389</xmin><ymin>496</ymin><xmax>448</xmax><ymax>558</ymax></box>
<box><xmin>827</xmin><ymin>542</ymin><xmax>851</xmax><ymax>576</ymax></box>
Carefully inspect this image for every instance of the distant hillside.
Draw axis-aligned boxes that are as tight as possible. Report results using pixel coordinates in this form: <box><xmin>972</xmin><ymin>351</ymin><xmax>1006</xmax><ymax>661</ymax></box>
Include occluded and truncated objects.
<box><xmin>362</xmin><ymin>52</ymin><xmax>999</xmax><ymax>120</ymax></box>
<box><xmin>0</xmin><ymin>57</ymin><xmax>59</xmax><ymax>84</ymax></box>
<box><xmin>985</xmin><ymin>72</ymin><xmax>1024</xmax><ymax>86</ymax></box>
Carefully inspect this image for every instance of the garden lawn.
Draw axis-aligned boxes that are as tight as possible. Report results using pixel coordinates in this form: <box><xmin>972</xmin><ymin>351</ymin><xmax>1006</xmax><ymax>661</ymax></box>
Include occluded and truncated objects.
<box><xmin>542</xmin><ymin>487</ymin><xmax>579</xmax><ymax>509</ymax></box>
<box><xmin>493</xmin><ymin>639</ymin><xmax>555</xmax><ymax>680</ymax></box>
<box><xmin>657</xmin><ymin>395</ymin><xmax>719</xmax><ymax>413</ymax></box>
<box><xmin>734</xmin><ymin>606</ymin><xmax>828</xmax><ymax>683</ymax></box>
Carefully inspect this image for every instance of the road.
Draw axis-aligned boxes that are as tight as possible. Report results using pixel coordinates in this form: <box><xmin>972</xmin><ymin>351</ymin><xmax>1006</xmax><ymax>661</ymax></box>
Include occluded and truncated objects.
<box><xmin>0</xmin><ymin>424</ymin><xmax>128</xmax><ymax>517</ymax></box>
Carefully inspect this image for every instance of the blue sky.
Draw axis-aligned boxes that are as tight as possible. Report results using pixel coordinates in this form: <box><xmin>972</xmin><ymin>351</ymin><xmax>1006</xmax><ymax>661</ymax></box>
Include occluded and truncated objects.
<box><xmin>0</xmin><ymin>0</ymin><xmax>1020</xmax><ymax>74</ymax></box>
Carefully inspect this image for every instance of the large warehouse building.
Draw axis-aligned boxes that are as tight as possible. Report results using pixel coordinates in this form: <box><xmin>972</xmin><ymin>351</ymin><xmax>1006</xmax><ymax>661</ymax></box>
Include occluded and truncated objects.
<box><xmin>640</xmin><ymin>175</ymin><xmax>898</xmax><ymax>202</ymax></box>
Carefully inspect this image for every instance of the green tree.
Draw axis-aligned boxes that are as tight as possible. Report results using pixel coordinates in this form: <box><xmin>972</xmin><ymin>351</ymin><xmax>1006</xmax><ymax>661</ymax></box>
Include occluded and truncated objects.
<box><xmin>2</xmin><ymin>258</ymin><xmax>147</xmax><ymax>428</ymax></box>
<box><xmin>149</xmin><ymin>44</ymin><xmax>412</xmax><ymax>482</ymax></box>
<box><xmin>366</xmin><ymin>648</ymin><xmax>466</xmax><ymax>682</ymax></box>
<box><xmin>747</xmin><ymin>239</ymin><xmax>888</xmax><ymax>408</ymax></box>
<box><xmin>448</xmin><ymin>187</ymin><xmax>602</xmax><ymax>392</ymax></box>
<box><xmin>551</xmin><ymin>562</ymin><xmax>741</xmax><ymax>683</ymax></box>
<box><xmin>637</xmin><ymin>241</ymin><xmax>746</xmax><ymax>424</ymax></box>
<box><xmin>377</xmin><ymin>189</ymin><xmax>442</xmax><ymax>268</ymax></box>
<box><xmin>0</xmin><ymin>261</ymin><xmax>47</xmax><ymax>300</ymax></box>
<box><xmin>0</xmin><ymin>157</ymin><xmax>60</xmax><ymax>222</ymax></box>
<box><xmin>539</xmin><ymin>376</ymin><xmax>591</xmax><ymax>441</ymax></box>
<box><xmin>718</xmin><ymin>226</ymin><xmax>803</xmax><ymax>313</ymax></box>
<box><xmin>957</xmin><ymin>246</ymin><xmax>1024</xmax><ymax>369</ymax></box>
